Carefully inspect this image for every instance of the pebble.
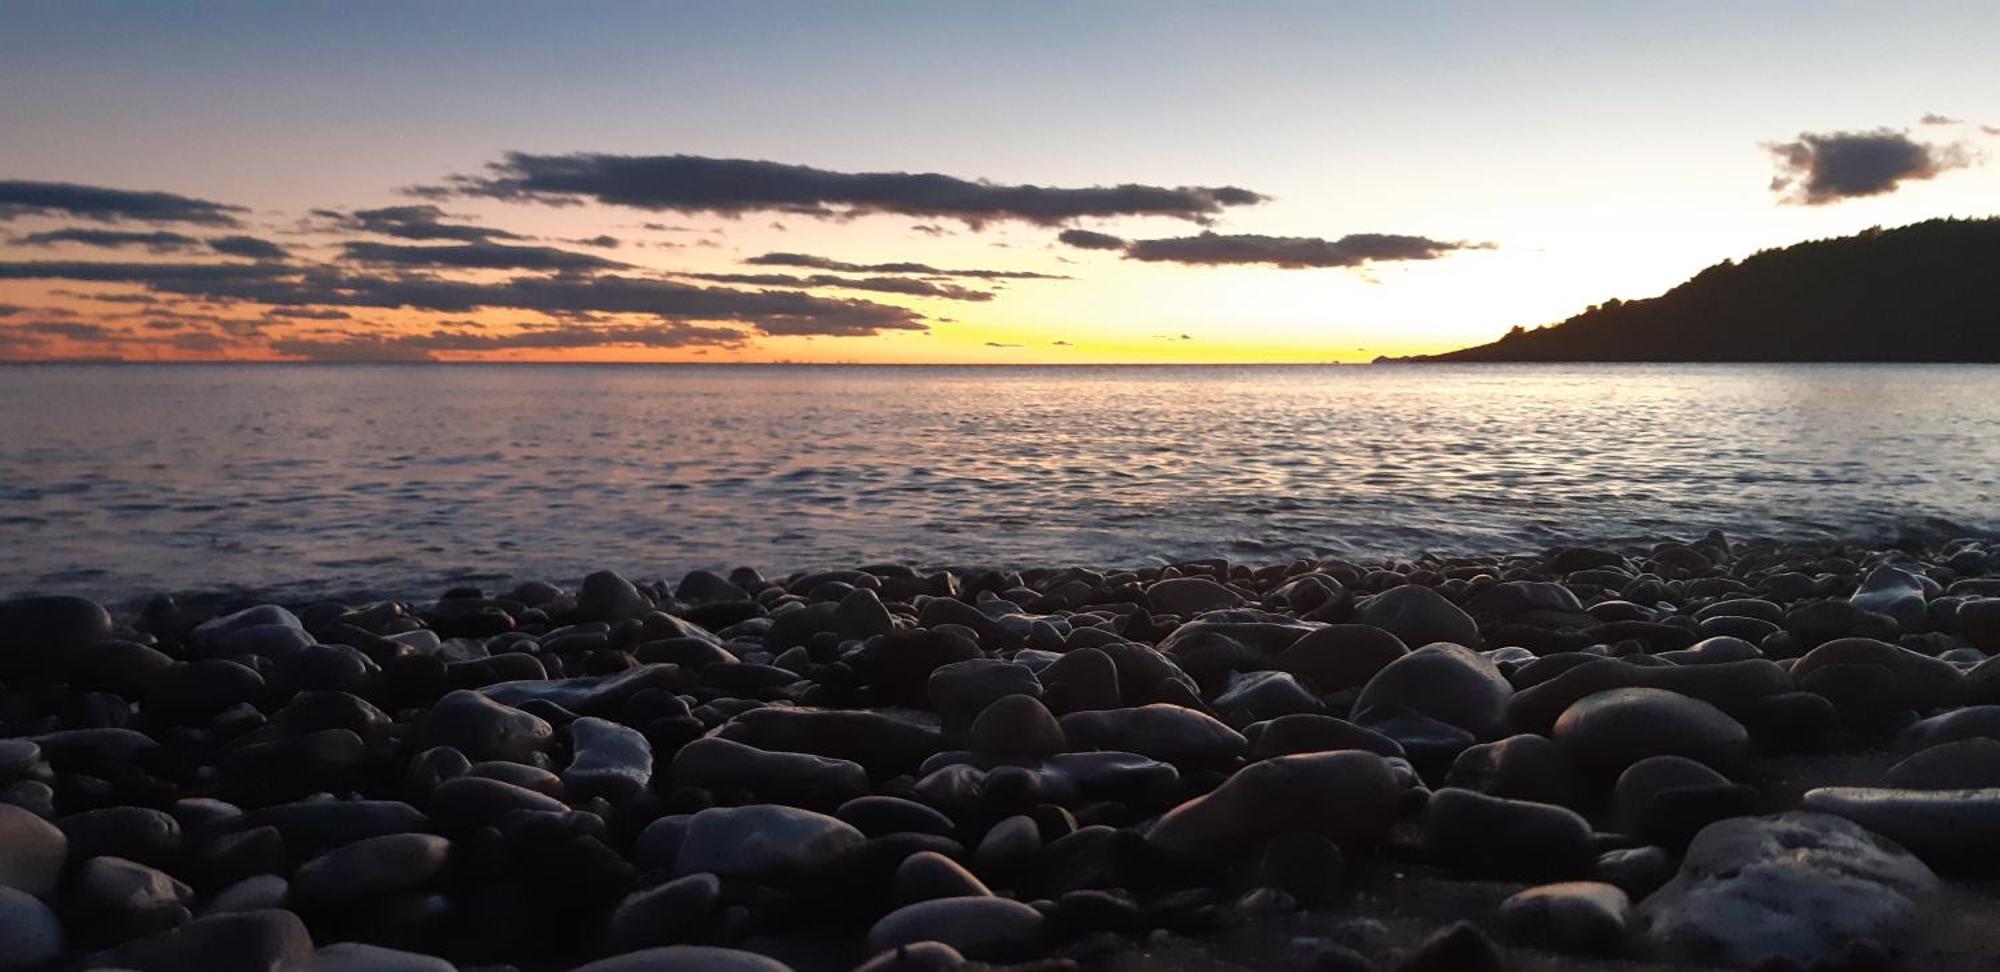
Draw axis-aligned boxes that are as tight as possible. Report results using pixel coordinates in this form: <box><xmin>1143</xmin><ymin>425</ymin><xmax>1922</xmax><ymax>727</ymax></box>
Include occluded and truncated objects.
<box><xmin>1552</xmin><ymin>687</ymin><xmax>1749</xmax><ymax>774</ymax></box>
<box><xmin>1146</xmin><ymin>751</ymin><xmax>1401</xmax><ymax>869</ymax></box>
<box><xmin>416</xmin><ymin>689</ymin><xmax>554</xmax><ymax>764</ymax></box>
<box><xmin>1801</xmin><ymin>786</ymin><xmax>2000</xmax><ymax>873</ymax></box>
<box><xmin>0</xmin><ymin>804</ymin><xmax>66</xmax><ymax>898</ymax></box>
<box><xmin>290</xmin><ymin>833</ymin><xmax>451</xmax><ymax>912</ymax></box>
<box><xmin>1354</xmin><ymin>584</ymin><xmax>1479</xmax><ymax>648</ymax></box>
<box><xmin>563</xmin><ymin>716</ymin><xmax>653</xmax><ymax>801</ymax></box>
<box><xmin>0</xmin><ymin>886</ymin><xmax>63</xmax><ymax>971</ymax></box>
<box><xmin>668</xmin><ymin>805</ymin><xmax>865</xmax><ymax>883</ymax></box>
<box><xmin>602</xmin><ymin>872</ymin><xmax>720</xmax><ymax>954</ymax></box>
<box><xmin>571</xmin><ymin>945</ymin><xmax>795</xmax><ymax>972</ymax></box>
<box><xmin>1354</xmin><ymin>643</ymin><xmax>1513</xmax><ymax>740</ymax></box>
<box><xmin>866</xmin><ymin>895</ymin><xmax>1046</xmax><ymax>962</ymax></box>
<box><xmin>1422</xmin><ymin>788</ymin><xmax>1594</xmax><ymax>879</ymax></box>
<box><xmin>1275</xmin><ymin>624</ymin><xmax>1409</xmax><ymax>693</ymax></box>
<box><xmin>1497</xmin><ymin>880</ymin><xmax>1629</xmax><ymax>953</ymax></box>
<box><xmin>1060</xmin><ymin>703</ymin><xmax>1246</xmax><ymax>768</ymax></box>
<box><xmin>968</xmin><ymin>694</ymin><xmax>1066</xmax><ymax>759</ymax></box>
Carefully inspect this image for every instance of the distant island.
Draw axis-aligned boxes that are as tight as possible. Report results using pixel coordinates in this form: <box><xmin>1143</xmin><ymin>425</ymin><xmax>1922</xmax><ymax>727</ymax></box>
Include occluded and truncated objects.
<box><xmin>1380</xmin><ymin>217</ymin><xmax>2000</xmax><ymax>362</ymax></box>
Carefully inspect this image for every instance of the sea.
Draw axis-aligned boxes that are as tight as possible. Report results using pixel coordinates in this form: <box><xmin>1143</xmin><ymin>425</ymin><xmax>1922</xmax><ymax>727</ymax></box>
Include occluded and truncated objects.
<box><xmin>2</xmin><ymin>363</ymin><xmax>1995</xmax><ymax>603</ymax></box>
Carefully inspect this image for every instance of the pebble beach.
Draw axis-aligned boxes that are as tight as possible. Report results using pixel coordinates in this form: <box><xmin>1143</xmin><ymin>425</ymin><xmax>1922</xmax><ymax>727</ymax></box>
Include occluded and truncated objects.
<box><xmin>6</xmin><ymin>534</ymin><xmax>2000</xmax><ymax>971</ymax></box>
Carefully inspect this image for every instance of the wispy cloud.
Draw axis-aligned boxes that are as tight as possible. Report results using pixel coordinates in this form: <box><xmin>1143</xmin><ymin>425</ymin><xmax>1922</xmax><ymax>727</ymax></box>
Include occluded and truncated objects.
<box><xmin>0</xmin><ymin>180</ymin><xmax>246</xmax><ymax>226</ymax></box>
<box><xmin>744</xmin><ymin>252</ymin><xmax>1067</xmax><ymax>280</ymax></box>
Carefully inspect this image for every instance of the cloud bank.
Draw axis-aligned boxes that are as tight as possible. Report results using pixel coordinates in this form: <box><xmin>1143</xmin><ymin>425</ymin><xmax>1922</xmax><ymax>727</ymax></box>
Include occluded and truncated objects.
<box><xmin>422</xmin><ymin>152</ymin><xmax>1267</xmax><ymax>228</ymax></box>
<box><xmin>1061</xmin><ymin>230</ymin><xmax>1484</xmax><ymax>268</ymax></box>
<box><xmin>0</xmin><ymin>180</ymin><xmax>246</xmax><ymax>226</ymax></box>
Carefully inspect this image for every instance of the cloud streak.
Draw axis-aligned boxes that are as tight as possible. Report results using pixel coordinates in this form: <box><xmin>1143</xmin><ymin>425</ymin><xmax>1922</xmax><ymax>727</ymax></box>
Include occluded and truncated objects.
<box><xmin>743</xmin><ymin>252</ymin><xmax>1067</xmax><ymax>280</ymax></box>
<box><xmin>424</xmin><ymin>152</ymin><xmax>1267</xmax><ymax>228</ymax></box>
<box><xmin>1068</xmin><ymin>231</ymin><xmax>1486</xmax><ymax>269</ymax></box>
<box><xmin>1766</xmin><ymin>128</ymin><xmax>1977</xmax><ymax>204</ymax></box>
<box><xmin>14</xmin><ymin>228</ymin><xmax>203</xmax><ymax>253</ymax></box>
<box><xmin>339</xmin><ymin>241</ymin><xmax>630</xmax><ymax>272</ymax></box>
<box><xmin>311</xmin><ymin>205</ymin><xmax>527</xmax><ymax>243</ymax></box>
<box><xmin>0</xmin><ymin>180</ymin><xmax>245</xmax><ymax>226</ymax></box>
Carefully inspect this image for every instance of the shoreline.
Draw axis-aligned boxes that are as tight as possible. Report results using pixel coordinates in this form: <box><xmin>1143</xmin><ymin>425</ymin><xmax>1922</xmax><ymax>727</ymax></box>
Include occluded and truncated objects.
<box><xmin>4</xmin><ymin>534</ymin><xmax>2000</xmax><ymax>970</ymax></box>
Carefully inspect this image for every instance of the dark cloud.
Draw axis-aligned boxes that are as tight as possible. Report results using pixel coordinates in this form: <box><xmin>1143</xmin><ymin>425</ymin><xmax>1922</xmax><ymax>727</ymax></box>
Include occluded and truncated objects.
<box><xmin>19</xmin><ymin>320</ymin><xmax>118</xmax><ymax>340</ymax></box>
<box><xmin>14</xmin><ymin>228</ymin><xmax>202</xmax><ymax>253</ymax></box>
<box><xmin>1984</xmin><ymin>126</ymin><xmax>2000</xmax><ymax>137</ymax></box>
<box><xmin>0</xmin><ymin>304</ymin><xmax>25</xmax><ymax>317</ymax></box>
<box><xmin>311</xmin><ymin>204</ymin><xmax>527</xmax><ymax>243</ymax></box>
<box><xmin>1051</xmin><ymin>340</ymin><xmax>1072</xmax><ymax>346</ymax></box>
<box><xmin>208</xmin><ymin>235</ymin><xmax>291</xmax><ymax>261</ymax></box>
<box><xmin>565</xmin><ymin>235</ymin><xmax>621</xmax><ymax>248</ymax></box>
<box><xmin>0</xmin><ymin>180</ymin><xmax>245</xmax><ymax>226</ymax></box>
<box><xmin>339</xmin><ymin>241</ymin><xmax>630</xmax><ymax>272</ymax></box>
<box><xmin>272</xmin><ymin>321</ymin><xmax>749</xmax><ymax>362</ymax></box>
<box><xmin>984</xmin><ymin>341</ymin><xmax>1021</xmax><ymax>348</ymax></box>
<box><xmin>1921</xmin><ymin>113</ymin><xmax>1963</xmax><ymax>125</ymax></box>
<box><xmin>425</xmin><ymin>152</ymin><xmax>1267</xmax><ymax>228</ymax></box>
<box><xmin>677</xmin><ymin>272</ymin><xmax>993</xmax><ymax>301</ymax></box>
<box><xmin>744</xmin><ymin>252</ymin><xmax>1067</xmax><ymax>280</ymax></box>
<box><xmin>0</xmin><ymin>260</ymin><xmax>928</xmax><ymax>337</ymax></box>
<box><xmin>1057</xmin><ymin>228</ymin><xmax>1127</xmax><ymax>251</ymax></box>
<box><xmin>1119</xmin><ymin>232</ymin><xmax>1484</xmax><ymax>268</ymax></box>
<box><xmin>1766</xmin><ymin>128</ymin><xmax>1976</xmax><ymax>204</ymax></box>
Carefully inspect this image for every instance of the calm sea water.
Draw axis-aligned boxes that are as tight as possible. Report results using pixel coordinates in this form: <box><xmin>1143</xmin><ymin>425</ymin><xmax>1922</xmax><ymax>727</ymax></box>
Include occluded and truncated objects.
<box><xmin>1</xmin><ymin>363</ymin><xmax>1995</xmax><ymax>602</ymax></box>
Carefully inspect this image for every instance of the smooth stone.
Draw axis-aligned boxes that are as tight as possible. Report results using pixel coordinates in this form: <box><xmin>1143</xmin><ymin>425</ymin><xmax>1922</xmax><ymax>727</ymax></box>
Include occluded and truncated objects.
<box><xmin>291</xmin><ymin>833</ymin><xmax>451</xmax><ymax>911</ymax></box>
<box><xmin>1354</xmin><ymin>643</ymin><xmax>1513</xmax><ymax>740</ymax></box>
<box><xmin>968</xmin><ymin>694</ymin><xmax>1065</xmax><ymax>759</ymax></box>
<box><xmin>1245</xmin><ymin>714</ymin><xmax>1405</xmax><ymax>760</ymax></box>
<box><xmin>0</xmin><ymin>594</ymin><xmax>113</xmax><ymax>676</ymax></box>
<box><xmin>71</xmin><ymin>855</ymin><xmax>194</xmax><ymax>941</ymax></box>
<box><xmin>0</xmin><ymin>886</ymin><xmax>62</xmax><ymax>970</ymax></box>
<box><xmin>834</xmin><ymin>587</ymin><xmax>897</xmax><ymax>640</ymax></box>
<box><xmin>465</xmin><ymin>757</ymin><xmax>563</xmax><ymax>797</ymax></box>
<box><xmin>570</xmin><ymin>945</ymin><xmax>794</xmax><ymax>972</ymax></box>
<box><xmin>1498</xmin><ymin>881</ymin><xmax>1630</xmax><ymax>953</ymax></box>
<box><xmin>1275</xmin><ymin>624</ymin><xmax>1409</xmax><ymax>693</ymax></box>
<box><xmin>1211</xmin><ymin>670</ymin><xmax>1322</xmax><ymax>726</ymax></box>
<box><xmin>1801</xmin><ymin>787</ymin><xmax>2000</xmax><ymax>873</ymax></box>
<box><xmin>576</xmin><ymin>570</ymin><xmax>651</xmax><ymax>622</ymax></box>
<box><xmin>1638</xmin><ymin>812</ymin><xmax>1937</xmax><ymax>968</ymax></box>
<box><xmin>852</xmin><ymin>941</ymin><xmax>967</xmax><ymax>972</ymax></box>
<box><xmin>1884</xmin><ymin>739</ymin><xmax>2000</xmax><ymax>788</ymax></box>
<box><xmin>299</xmin><ymin>942</ymin><xmax>456</xmax><ymax>972</ymax></box>
<box><xmin>148</xmin><ymin>659</ymin><xmax>267</xmax><ymax>723</ymax></box>
<box><xmin>1507</xmin><ymin>658</ymin><xmax>1791</xmax><ymax>732</ymax></box>
<box><xmin>1145</xmin><ymin>751</ymin><xmax>1401</xmax><ymax>869</ymax></box>
<box><xmin>58</xmin><ymin>806</ymin><xmax>181</xmax><ymax>870</ymax></box>
<box><xmin>603</xmin><ymin>872</ymin><xmax>721</xmax><ymax>954</ymax></box>
<box><xmin>1594</xmin><ymin>845</ymin><xmax>1676</xmax><ymax>899</ymax></box>
<box><xmin>1398</xmin><ymin>920</ymin><xmax>1505</xmax><ymax>972</ymax></box>
<box><xmin>1553</xmin><ymin>687</ymin><xmax>1749</xmax><ymax>774</ymax></box>
<box><xmin>1957</xmin><ymin>598</ymin><xmax>2000</xmax><ymax>652</ymax></box>
<box><xmin>204</xmin><ymin>874</ymin><xmax>290</xmax><ymax>915</ymax></box>
<box><xmin>1445</xmin><ymin>733</ymin><xmax>1578</xmax><ymax>806</ymax></box>
<box><xmin>1695</xmin><ymin>598</ymin><xmax>1786</xmax><ymax>624</ymax></box>
<box><xmin>866</xmin><ymin>896</ymin><xmax>1044</xmax><ymax>962</ymax></box>
<box><xmin>715</xmin><ymin>706</ymin><xmax>942</xmax><ymax>774</ymax></box>
<box><xmin>1145</xmin><ymin>577</ymin><xmax>1246</xmax><ymax>615</ymax></box>
<box><xmin>859</xmin><ymin>626</ymin><xmax>988</xmax><ymax>704</ymax></box>
<box><xmin>1354</xmin><ymin>585</ymin><xmax>1478</xmax><ymax>648</ymax></box>
<box><xmin>892</xmin><ymin>850</ymin><xmax>991</xmax><ymax>904</ymax></box>
<box><xmin>417</xmin><ymin>690</ymin><xmax>554</xmax><ymax>764</ymax></box>
<box><xmin>837</xmin><ymin>796</ymin><xmax>957</xmax><ymax>838</ymax></box>
<box><xmin>0</xmin><ymin>804</ymin><xmax>65</xmax><ymax>897</ymax></box>
<box><xmin>1038</xmin><ymin>647</ymin><xmax>1121</xmax><ymax>715</ymax></box>
<box><xmin>1060</xmin><ymin>704</ymin><xmax>1245</xmax><ymax>768</ymax></box>
<box><xmin>1423</xmin><ymin>788</ymin><xmax>1594</xmax><ymax>879</ymax></box>
<box><xmin>1898</xmin><ymin>705</ymin><xmax>2000</xmax><ymax>747</ymax></box>
<box><xmin>1791</xmin><ymin>637</ymin><xmax>1960</xmax><ymax>711</ymax></box>
<box><xmin>426</xmin><ymin>776</ymin><xmax>568</xmax><ymax>832</ymax></box>
<box><xmin>67</xmin><ymin>640</ymin><xmax>175</xmax><ymax>698</ymax></box>
<box><xmin>479</xmin><ymin>664</ymin><xmax>682</xmax><ymax>716</ymax></box>
<box><xmin>671</xmin><ymin>736</ymin><xmax>868</xmax><ymax>807</ymax></box>
<box><xmin>1850</xmin><ymin>565</ymin><xmax>1928</xmax><ymax>630</ymax></box>
<box><xmin>191</xmin><ymin>605</ymin><xmax>312</xmax><ymax>659</ymax></box>
<box><xmin>87</xmin><ymin>908</ymin><xmax>314</xmax><ymax>972</ymax></box>
<box><xmin>1613</xmin><ymin>755</ymin><xmax>1731</xmax><ymax>831</ymax></box>
<box><xmin>669</xmin><ymin>805</ymin><xmax>865</xmax><ymax>884</ymax></box>
<box><xmin>928</xmin><ymin>659</ymin><xmax>1044</xmax><ymax>732</ymax></box>
<box><xmin>1656</xmin><ymin>636</ymin><xmax>1762</xmax><ymax>665</ymax></box>
<box><xmin>563</xmin><ymin>717</ymin><xmax>653</xmax><ymax>801</ymax></box>
<box><xmin>971</xmin><ymin>815</ymin><xmax>1041</xmax><ymax>878</ymax></box>
<box><xmin>242</xmin><ymin>799</ymin><xmax>427</xmax><ymax>856</ymax></box>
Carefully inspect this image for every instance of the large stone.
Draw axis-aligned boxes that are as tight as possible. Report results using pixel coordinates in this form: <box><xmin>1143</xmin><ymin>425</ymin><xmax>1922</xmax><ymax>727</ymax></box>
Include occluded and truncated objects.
<box><xmin>0</xmin><ymin>886</ymin><xmax>62</xmax><ymax>970</ymax></box>
<box><xmin>603</xmin><ymin>872</ymin><xmax>721</xmax><ymax>954</ymax></box>
<box><xmin>1884</xmin><ymin>739</ymin><xmax>2000</xmax><ymax>789</ymax></box>
<box><xmin>866</xmin><ymin>895</ymin><xmax>1044</xmax><ymax>962</ymax></box>
<box><xmin>1508</xmin><ymin>658</ymin><xmax>1791</xmax><ymax>733</ymax></box>
<box><xmin>669</xmin><ymin>805</ymin><xmax>866</xmax><ymax>884</ymax></box>
<box><xmin>1801</xmin><ymin>787</ymin><xmax>2000</xmax><ymax>873</ymax></box>
<box><xmin>191</xmin><ymin>605</ymin><xmax>312</xmax><ymax>659</ymax></box>
<box><xmin>1553</xmin><ymin>687</ymin><xmax>1749</xmax><ymax>774</ymax></box>
<box><xmin>715</xmin><ymin>706</ymin><xmax>942</xmax><ymax>774</ymax></box>
<box><xmin>416</xmin><ymin>690</ymin><xmax>553</xmax><ymax>764</ymax></box>
<box><xmin>928</xmin><ymin>658</ymin><xmax>1043</xmax><ymax>732</ymax></box>
<box><xmin>576</xmin><ymin>570</ymin><xmax>651</xmax><ymax>622</ymax></box>
<box><xmin>299</xmin><ymin>943</ymin><xmax>456</xmax><ymax>972</ymax></box>
<box><xmin>88</xmin><ymin>908</ymin><xmax>314</xmax><ymax>972</ymax></box>
<box><xmin>1145</xmin><ymin>751</ymin><xmax>1401</xmax><ymax>869</ymax></box>
<box><xmin>968</xmin><ymin>694</ymin><xmax>1065</xmax><ymax>759</ymax></box>
<box><xmin>290</xmin><ymin>833</ymin><xmax>451</xmax><ymax>912</ymax></box>
<box><xmin>0</xmin><ymin>804</ymin><xmax>66</xmax><ymax>897</ymax></box>
<box><xmin>1354</xmin><ymin>585</ymin><xmax>1478</xmax><ymax>648</ymax></box>
<box><xmin>70</xmin><ymin>855</ymin><xmax>194</xmax><ymax>942</ymax></box>
<box><xmin>1791</xmin><ymin>637</ymin><xmax>1962</xmax><ymax>712</ymax></box>
<box><xmin>563</xmin><ymin>717</ymin><xmax>653</xmax><ymax>801</ymax></box>
<box><xmin>480</xmin><ymin>664</ymin><xmax>683</xmax><ymax>716</ymax></box>
<box><xmin>1849</xmin><ymin>565</ymin><xmax>1928</xmax><ymax>631</ymax></box>
<box><xmin>1638</xmin><ymin>812</ymin><xmax>1937</xmax><ymax>968</ymax></box>
<box><xmin>1445</xmin><ymin>733</ymin><xmax>1577</xmax><ymax>806</ymax></box>
<box><xmin>1060</xmin><ymin>704</ymin><xmax>1244</xmax><ymax>768</ymax></box>
<box><xmin>1353</xmin><ymin>643</ymin><xmax>1512</xmax><ymax>740</ymax></box>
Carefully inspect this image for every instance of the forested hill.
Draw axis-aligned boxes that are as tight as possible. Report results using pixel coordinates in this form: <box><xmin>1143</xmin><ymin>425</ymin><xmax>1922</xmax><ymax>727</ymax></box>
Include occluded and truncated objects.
<box><xmin>1384</xmin><ymin>218</ymin><xmax>2000</xmax><ymax>362</ymax></box>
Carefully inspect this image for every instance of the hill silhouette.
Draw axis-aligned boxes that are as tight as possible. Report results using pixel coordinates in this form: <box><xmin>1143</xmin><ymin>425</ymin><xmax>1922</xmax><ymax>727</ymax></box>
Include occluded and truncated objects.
<box><xmin>1386</xmin><ymin>217</ymin><xmax>2000</xmax><ymax>362</ymax></box>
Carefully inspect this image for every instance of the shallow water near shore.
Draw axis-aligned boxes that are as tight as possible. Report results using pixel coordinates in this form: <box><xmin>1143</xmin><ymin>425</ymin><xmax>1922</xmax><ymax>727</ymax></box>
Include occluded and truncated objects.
<box><xmin>2</xmin><ymin>362</ymin><xmax>1997</xmax><ymax>601</ymax></box>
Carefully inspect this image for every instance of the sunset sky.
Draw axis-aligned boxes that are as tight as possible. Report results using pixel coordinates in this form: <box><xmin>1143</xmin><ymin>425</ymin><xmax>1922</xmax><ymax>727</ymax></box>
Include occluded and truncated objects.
<box><xmin>2</xmin><ymin>1</ymin><xmax>1997</xmax><ymax>363</ymax></box>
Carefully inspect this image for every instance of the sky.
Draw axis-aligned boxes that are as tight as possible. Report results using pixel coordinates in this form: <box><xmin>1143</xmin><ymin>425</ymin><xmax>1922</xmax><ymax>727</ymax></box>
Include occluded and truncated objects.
<box><xmin>1</xmin><ymin>1</ymin><xmax>1996</xmax><ymax>364</ymax></box>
